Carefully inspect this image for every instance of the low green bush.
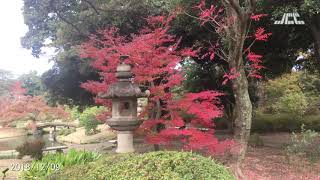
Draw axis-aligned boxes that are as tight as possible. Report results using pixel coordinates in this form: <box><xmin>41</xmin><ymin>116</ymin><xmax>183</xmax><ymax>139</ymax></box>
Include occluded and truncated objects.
<box><xmin>16</xmin><ymin>139</ymin><xmax>45</xmax><ymax>160</ymax></box>
<box><xmin>276</xmin><ymin>90</ymin><xmax>308</xmax><ymax>116</ymax></box>
<box><xmin>262</xmin><ymin>72</ymin><xmax>319</xmax><ymax>116</ymax></box>
<box><xmin>303</xmin><ymin>115</ymin><xmax>320</xmax><ymax>131</ymax></box>
<box><xmin>252</xmin><ymin>112</ymin><xmax>301</xmax><ymax>132</ymax></box>
<box><xmin>286</xmin><ymin>125</ymin><xmax>320</xmax><ymax>162</ymax></box>
<box><xmin>21</xmin><ymin>149</ymin><xmax>101</xmax><ymax>179</ymax></box>
<box><xmin>64</xmin><ymin>105</ymin><xmax>81</xmax><ymax>121</ymax></box>
<box><xmin>252</xmin><ymin>111</ymin><xmax>320</xmax><ymax>132</ymax></box>
<box><xmin>50</xmin><ymin>151</ymin><xmax>235</xmax><ymax>180</ymax></box>
<box><xmin>57</xmin><ymin>128</ymin><xmax>75</xmax><ymax>136</ymax></box>
<box><xmin>305</xmin><ymin>103</ymin><xmax>320</xmax><ymax>115</ymax></box>
<box><xmin>79</xmin><ymin>106</ymin><xmax>105</xmax><ymax>135</ymax></box>
<box><xmin>299</xmin><ymin>73</ymin><xmax>320</xmax><ymax>97</ymax></box>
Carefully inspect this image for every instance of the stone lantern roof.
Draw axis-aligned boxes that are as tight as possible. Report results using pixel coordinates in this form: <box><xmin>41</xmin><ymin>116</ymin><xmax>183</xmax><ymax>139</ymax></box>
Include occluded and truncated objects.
<box><xmin>104</xmin><ymin>81</ymin><xmax>145</xmax><ymax>98</ymax></box>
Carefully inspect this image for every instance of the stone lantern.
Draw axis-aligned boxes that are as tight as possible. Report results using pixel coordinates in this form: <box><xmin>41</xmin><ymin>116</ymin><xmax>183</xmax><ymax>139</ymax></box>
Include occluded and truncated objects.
<box><xmin>102</xmin><ymin>56</ymin><xmax>147</xmax><ymax>153</ymax></box>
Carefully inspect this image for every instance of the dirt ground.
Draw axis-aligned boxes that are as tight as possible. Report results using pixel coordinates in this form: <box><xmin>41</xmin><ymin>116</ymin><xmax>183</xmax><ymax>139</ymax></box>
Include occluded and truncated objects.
<box><xmin>241</xmin><ymin>133</ymin><xmax>320</xmax><ymax>180</ymax></box>
<box><xmin>242</xmin><ymin>146</ymin><xmax>320</xmax><ymax>180</ymax></box>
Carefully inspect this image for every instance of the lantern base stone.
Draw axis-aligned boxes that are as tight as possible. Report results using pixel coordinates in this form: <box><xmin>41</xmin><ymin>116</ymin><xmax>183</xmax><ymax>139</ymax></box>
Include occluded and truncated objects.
<box><xmin>116</xmin><ymin>131</ymin><xmax>135</xmax><ymax>153</ymax></box>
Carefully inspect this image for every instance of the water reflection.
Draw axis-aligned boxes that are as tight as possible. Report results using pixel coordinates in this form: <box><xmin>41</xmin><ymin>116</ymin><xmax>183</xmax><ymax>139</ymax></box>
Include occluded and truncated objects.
<box><xmin>0</xmin><ymin>134</ymin><xmax>64</xmax><ymax>151</ymax></box>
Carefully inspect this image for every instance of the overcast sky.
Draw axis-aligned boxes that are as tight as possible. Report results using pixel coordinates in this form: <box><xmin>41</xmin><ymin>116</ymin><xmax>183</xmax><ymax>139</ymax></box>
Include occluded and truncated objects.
<box><xmin>0</xmin><ymin>0</ymin><xmax>54</xmax><ymax>76</ymax></box>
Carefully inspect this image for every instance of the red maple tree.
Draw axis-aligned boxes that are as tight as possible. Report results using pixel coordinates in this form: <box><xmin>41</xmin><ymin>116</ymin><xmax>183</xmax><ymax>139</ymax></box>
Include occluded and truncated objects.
<box><xmin>80</xmin><ymin>14</ymin><xmax>233</xmax><ymax>154</ymax></box>
<box><xmin>194</xmin><ymin>1</ymin><xmax>271</xmax><ymax>81</ymax></box>
<box><xmin>193</xmin><ymin>1</ymin><xmax>271</xmax><ymax>177</ymax></box>
<box><xmin>0</xmin><ymin>82</ymin><xmax>68</xmax><ymax>127</ymax></box>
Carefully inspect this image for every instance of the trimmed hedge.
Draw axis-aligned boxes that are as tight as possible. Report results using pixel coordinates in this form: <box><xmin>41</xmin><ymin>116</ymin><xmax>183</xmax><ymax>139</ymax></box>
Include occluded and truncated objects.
<box><xmin>49</xmin><ymin>151</ymin><xmax>235</xmax><ymax>180</ymax></box>
<box><xmin>252</xmin><ymin>112</ymin><xmax>320</xmax><ymax>132</ymax></box>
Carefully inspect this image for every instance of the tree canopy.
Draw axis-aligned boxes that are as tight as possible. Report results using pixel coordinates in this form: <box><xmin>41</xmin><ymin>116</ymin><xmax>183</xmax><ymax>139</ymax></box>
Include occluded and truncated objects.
<box><xmin>22</xmin><ymin>0</ymin><xmax>170</xmax><ymax>105</ymax></box>
<box><xmin>18</xmin><ymin>71</ymin><xmax>44</xmax><ymax>96</ymax></box>
<box><xmin>0</xmin><ymin>69</ymin><xmax>14</xmax><ymax>97</ymax></box>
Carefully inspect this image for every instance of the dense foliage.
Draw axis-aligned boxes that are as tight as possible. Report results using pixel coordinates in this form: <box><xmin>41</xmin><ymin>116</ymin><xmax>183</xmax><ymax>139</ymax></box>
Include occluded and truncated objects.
<box><xmin>79</xmin><ymin>106</ymin><xmax>105</xmax><ymax>135</ymax></box>
<box><xmin>252</xmin><ymin>72</ymin><xmax>320</xmax><ymax>133</ymax></box>
<box><xmin>252</xmin><ymin>112</ymin><xmax>320</xmax><ymax>132</ymax></box>
<box><xmin>57</xmin><ymin>128</ymin><xmax>76</xmax><ymax>136</ymax></box>
<box><xmin>63</xmin><ymin>105</ymin><xmax>81</xmax><ymax>121</ymax></box>
<box><xmin>0</xmin><ymin>69</ymin><xmax>14</xmax><ymax>97</ymax></box>
<box><xmin>41</xmin><ymin>60</ymin><xmax>99</xmax><ymax>106</ymax></box>
<box><xmin>18</xmin><ymin>71</ymin><xmax>44</xmax><ymax>96</ymax></box>
<box><xmin>21</xmin><ymin>149</ymin><xmax>101</xmax><ymax>179</ymax></box>
<box><xmin>80</xmin><ymin>13</ymin><xmax>234</xmax><ymax>154</ymax></box>
<box><xmin>21</xmin><ymin>0</ymin><xmax>167</xmax><ymax>106</ymax></box>
<box><xmin>262</xmin><ymin>72</ymin><xmax>319</xmax><ymax>115</ymax></box>
<box><xmin>258</xmin><ymin>0</ymin><xmax>320</xmax><ymax>74</ymax></box>
<box><xmin>0</xmin><ymin>83</ymin><xmax>68</xmax><ymax>127</ymax></box>
<box><xmin>50</xmin><ymin>151</ymin><xmax>234</xmax><ymax>180</ymax></box>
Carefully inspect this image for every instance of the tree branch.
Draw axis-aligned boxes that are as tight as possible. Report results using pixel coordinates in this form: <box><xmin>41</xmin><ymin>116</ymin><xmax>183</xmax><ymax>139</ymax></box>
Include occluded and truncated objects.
<box><xmin>49</xmin><ymin>0</ymin><xmax>88</xmax><ymax>36</ymax></box>
<box><xmin>55</xmin><ymin>11</ymin><xmax>84</xmax><ymax>35</ymax></box>
<box><xmin>82</xmin><ymin>0</ymin><xmax>100</xmax><ymax>15</ymax></box>
<box><xmin>247</xmin><ymin>0</ymin><xmax>256</xmax><ymax>14</ymax></box>
<box><xmin>224</xmin><ymin>0</ymin><xmax>243</xmax><ymax>19</ymax></box>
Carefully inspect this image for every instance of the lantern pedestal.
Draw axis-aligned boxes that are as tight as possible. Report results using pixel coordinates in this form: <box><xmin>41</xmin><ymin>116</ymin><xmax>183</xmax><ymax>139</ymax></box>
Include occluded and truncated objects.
<box><xmin>116</xmin><ymin>131</ymin><xmax>134</xmax><ymax>153</ymax></box>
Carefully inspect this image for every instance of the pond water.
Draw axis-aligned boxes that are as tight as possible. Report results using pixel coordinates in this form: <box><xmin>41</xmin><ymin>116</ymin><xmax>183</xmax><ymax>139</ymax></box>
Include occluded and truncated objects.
<box><xmin>0</xmin><ymin>134</ymin><xmax>64</xmax><ymax>151</ymax></box>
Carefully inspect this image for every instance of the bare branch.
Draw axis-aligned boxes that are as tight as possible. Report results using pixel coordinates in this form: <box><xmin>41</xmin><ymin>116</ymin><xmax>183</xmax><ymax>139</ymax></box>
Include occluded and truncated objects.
<box><xmin>208</xmin><ymin>41</ymin><xmax>228</xmax><ymax>61</ymax></box>
<box><xmin>219</xmin><ymin>48</ymin><xmax>229</xmax><ymax>61</ymax></box>
<box><xmin>82</xmin><ymin>0</ymin><xmax>100</xmax><ymax>15</ymax></box>
<box><xmin>215</xmin><ymin>50</ymin><xmax>228</xmax><ymax>62</ymax></box>
<box><xmin>184</xmin><ymin>11</ymin><xmax>222</xmax><ymax>36</ymax></box>
<box><xmin>243</xmin><ymin>39</ymin><xmax>256</xmax><ymax>55</ymax></box>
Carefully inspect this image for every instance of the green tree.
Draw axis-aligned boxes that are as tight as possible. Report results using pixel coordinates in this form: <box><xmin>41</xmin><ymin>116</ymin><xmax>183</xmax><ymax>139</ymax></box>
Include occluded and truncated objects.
<box><xmin>0</xmin><ymin>69</ymin><xmax>14</xmax><ymax>97</ymax></box>
<box><xmin>18</xmin><ymin>71</ymin><xmax>44</xmax><ymax>96</ymax></box>
<box><xmin>79</xmin><ymin>106</ymin><xmax>105</xmax><ymax>135</ymax></box>
<box><xmin>259</xmin><ymin>0</ymin><xmax>320</xmax><ymax>72</ymax></box>
<box><xmin>41</xmin><ymin>58</ymin><xmax>98</xmax><ymax>106</ymax></box>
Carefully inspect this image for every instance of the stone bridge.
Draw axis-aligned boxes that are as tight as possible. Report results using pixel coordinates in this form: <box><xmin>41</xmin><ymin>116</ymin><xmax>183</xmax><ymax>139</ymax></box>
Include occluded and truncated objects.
<box><xmin>33</xmin><ymin>122</ymin><xmax>77</xmax><ymax>135</ymax></box>
<box><xmin>36</xmin><ymin>122</ymin><xmax>77</xmax><ymax>130</ymax></box>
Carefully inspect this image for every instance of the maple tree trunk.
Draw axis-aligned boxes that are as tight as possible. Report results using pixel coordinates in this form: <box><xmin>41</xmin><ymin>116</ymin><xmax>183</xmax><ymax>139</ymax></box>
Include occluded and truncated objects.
<box><xmin>153</xmin><ymin>98</ymin><xmax>162</xmax><ymax>151</ymax></box>
<box><xmin>225</xmin><ymin>5</ymin><xmax>253</xmax><ymax>177</ymax></box>
<box><xmin>150</xmin><ymin>82</ymin><xmax>162</xmax><ymax>151</ymax></box>
<box><xmin>231</xmin><ymin>68</ymin><xmax>252</xmax><ymax>172</ymax></box>
<box><xmin>229</xmin><ymin>55</ymin><xmax>253</xmax><ymax>179</ymax></box>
